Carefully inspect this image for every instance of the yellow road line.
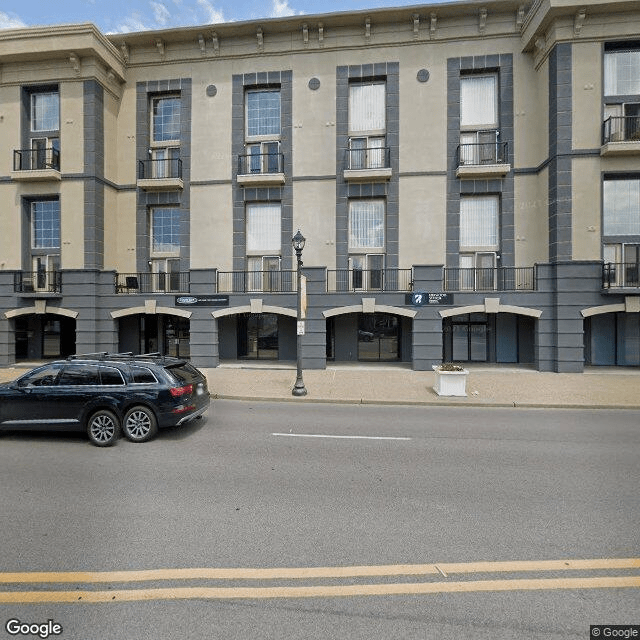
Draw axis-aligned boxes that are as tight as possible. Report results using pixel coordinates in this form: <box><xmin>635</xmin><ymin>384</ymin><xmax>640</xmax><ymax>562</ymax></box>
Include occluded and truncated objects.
<box><xmin>1</xmin><ymin>558</ymin><xmax>638</xmax><ymax>584</ymax></box>
<box><xmin>1</xmin><ymin>576</ymin><xmax>639</xmax><ymax>604</ymax></box>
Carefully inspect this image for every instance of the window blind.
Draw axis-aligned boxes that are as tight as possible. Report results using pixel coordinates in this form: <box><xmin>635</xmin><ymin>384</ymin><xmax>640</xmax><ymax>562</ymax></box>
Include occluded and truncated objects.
<box><xmin>349</xmin><ymin>200</ymin><xmax>385</xmax><ymax>249</ymax></box>
<box><xmin>460</xmin><ymin>75</ymin><xmax>497</xmax><ymax>128</ymax></box>
<box><xmin>246</xmin><ymin>203</ymin><xmax>281</xmax><ymax>252</ymax></box>
<box><xmin>604</xmin><ymin>179</ymin><xmax>640</xmax><ymax>236</ymax></box>
<box><xmin>349</xmin><ymin>82</ymin><xmax>386</xmax><ymax>133</ymax></box>
<box><xmin>246</xmin><ymin>90</ymin><xmax>281</xmax><ymax>137</ymax></box>
<box><xmin>460</xmin><ymin>196</ymin><xmax>498</xmax><ymax>248</ymax></box>
<box><xmin>605</xmin><ymin>50</ymin><xmax>640</xmax><ymax>96</ymax></box>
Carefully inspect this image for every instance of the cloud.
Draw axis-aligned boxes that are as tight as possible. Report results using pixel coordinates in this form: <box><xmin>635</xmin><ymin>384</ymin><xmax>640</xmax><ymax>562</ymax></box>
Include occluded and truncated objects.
<box><xmin>270</xmin><ymin>0</ymin><xmax>297</xmax><ymax>17</ymax></box>
<box><xmin>151</xmin><ymin>1</ymin><xmax>172</xmax><ymax>26</ymax></box>
<box><xmin>0</xmin><ymin>11</ymin><xmax>27</xmax><ymax>29</ymax></box>
<box><xmin>197</xmin><ymin>0</ymin><xmax>225</xmax><ymax>23</ymax></box>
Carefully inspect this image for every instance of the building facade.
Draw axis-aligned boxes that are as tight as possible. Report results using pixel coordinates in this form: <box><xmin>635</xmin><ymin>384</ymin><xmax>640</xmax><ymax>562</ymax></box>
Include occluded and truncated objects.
<box><xmin>0</xmin><ymin>0</ymin><xmax>639</xmax><ymax>372</ymax></box>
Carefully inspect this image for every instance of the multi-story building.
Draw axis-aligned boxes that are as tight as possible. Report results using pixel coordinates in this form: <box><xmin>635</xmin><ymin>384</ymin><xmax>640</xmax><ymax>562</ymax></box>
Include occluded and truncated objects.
<box><xmin>0</xmin><ymin>0</ymin><xmax>639</xmax><ymax>372</ymax></box>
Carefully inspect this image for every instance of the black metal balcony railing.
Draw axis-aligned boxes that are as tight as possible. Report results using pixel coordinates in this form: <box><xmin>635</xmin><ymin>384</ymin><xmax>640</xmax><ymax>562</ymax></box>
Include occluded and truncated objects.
<box><xmin>603</xmin><ymin>262</ymin><xmax>640</xmax><ymax>288</ymax></box>
<box><xmin>14</xmin><ymin>271</ymin><xmax>62</xmax><ymax>293</ymax></box>
<box><xmin>13</xmin><ymin>148</ymin><xmax>60</xmax><ymax>171</ymax></box>
<box><xmin>346</xmin><ymin>146</ymin><xmax>391</xmax><ymax>171</ymax></box>
<box><xmin>602</xmin><ymin>116</ymin><xmax>640</xmax><ymax>144</ymax></box>
<box><xmin>138</xmin><ymin>158</ymin><xmax>183</xmax><ymax>180</ymax></box>
<box><xmin>217</xmin><ymin>270</ymin><xmax>296</xmax><ymax>293</ymax></box>
<box><xmin>115</xmin><ymin>272</ymin><xmax>190</xmax><ymax>294</ymax></box>
<box><xmin>456</xmin><ymin>141</ymin><xmax>509</xmax><ymax>167</ymax></box>
<box><xmin>327</xmin><ymin>269</ymin><xmax>413</xmax><ymax>292</ymax></box>
<box><xmin>237</xmin><ymin>152</ymin><xmax>284</xmax><ymax>175</ymax></box>
<box><xmin>443</xmin><ymin>267</ymin><xmax>536</xmax><ymax>292</ymax></box>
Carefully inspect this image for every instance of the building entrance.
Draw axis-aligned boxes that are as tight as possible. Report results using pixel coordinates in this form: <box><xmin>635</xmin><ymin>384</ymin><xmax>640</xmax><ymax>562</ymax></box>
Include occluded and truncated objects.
<box><xmin>14</xmin><ymin>314</ymin><xmax>75</xmax><ymax>361</ymax></box>
<box><xmin>237</xmin><ymin>313</ymin><xmax>279</xmax><ymax>360</ymax></box>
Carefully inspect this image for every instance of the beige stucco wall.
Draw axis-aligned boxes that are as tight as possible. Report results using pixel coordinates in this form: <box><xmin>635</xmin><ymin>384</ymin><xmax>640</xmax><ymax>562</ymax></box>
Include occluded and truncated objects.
<box><xmin>514</xmin><ymin>171</ymin><xmax>549</xmax><ymax>266</ymax></box>
<box><xmin>190</xmin><ymin>184</ymin><xmax>233</xmax><ymax>270</ymax></box>
<box><xmin>60</xmin><ymin>180</ymin><xmax>84</xmax><ymax>269</ymax></box>
<box><xmin>292</xmin><ymin>180</ymin><xmax>336</xmax><ymax>268</ymax></box>
<box><xmin>399</xmin><ymin>176</ymin><xmax>446</xmax><ymax>267</ymax></box>
<box><xmin>60</xmin><ymin>82</ymin><xmax>84</xmax><ymax>175</ymax></box>
<box><xmin>572</xmin><ymin>42</ymin><xmax>602</xmax><ymax>150</ymax></box>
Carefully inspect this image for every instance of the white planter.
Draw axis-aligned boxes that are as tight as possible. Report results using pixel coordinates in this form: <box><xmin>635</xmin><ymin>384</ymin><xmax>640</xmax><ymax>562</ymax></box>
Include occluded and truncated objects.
<box><xmin>432</xmin><ymin>365</ymin><xmax>469</xmax><ymax>397</ymax></box>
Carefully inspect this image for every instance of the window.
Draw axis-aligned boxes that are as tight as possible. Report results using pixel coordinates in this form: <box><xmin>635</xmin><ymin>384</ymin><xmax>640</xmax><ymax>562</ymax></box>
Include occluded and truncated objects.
<box><xmin>246</xmin><ymin>89</ymin><xmax>281</xmax><ymax>138</ymax></box>
<box><xmin>31</xmin><ymin>92</ymin><xmax>59</xmax><ymax>132</ymax></box>
<box><xmin>151</xmin><ymin>207</ymin><xmax>181</xmax><ymax>254</ymax></box>
<box><xmin>32</xmin><ymin>200</ymin><xmax>60</xmax><ymax>249</ymax></box>
<box><xmin>349</xmin><ymin>200</ymin><xmax>385</xmax><ymax>250</ymax></box>
<box><xmin>604</xmin><ymin>46</ymin><xmax>640</xmax><ymax>96</ymax></box>
<box><xmin>99</xmin><ymin>367</ymin><xmax>125</xmax><ymax>386</ymax></box>
<box><xmin>603</xmin><ymin>178</ymin><xmax>640</xmax><ymax>236</ymax></box>
<box><xmin>460</xmin><ymin>75</ymin><xmax>499</xmax><ymax>165</ymax></box>
<box><xmin>150</xmin><ymin>95</ymin><xmax>181</xmax><ymax>179</ymax></box>
<box><xmin>58</xmin><ymin>365</ymin><xmax>100</xmax><ymax>386</ymax></box>
<box><xmin>348</xmin><ymin>81</ymin><xmax>386</xmax><ymax>170</ymax></box>
<box><xmin>246</xmin><ymin>203</ymin><xmax>281</xmax><ymax>291</ymax></box>
<box><xmin>348</xmin><ymin>200</ymin><xmax>385</xmax><ymax>290</ymax></box>
<box><xmin>152</xmin><ymin>96</ymin><xmax>180</xmax><ymax>143</ymax></box>
<box><xmin>131</xmin><ymin>366</ymin><xmax>158</xmax><ymax>384</ymax></box>
<box><xmin>460</xmin><ymin>196</ymin><xmax>499</xmax><ymax>249</ymax></box>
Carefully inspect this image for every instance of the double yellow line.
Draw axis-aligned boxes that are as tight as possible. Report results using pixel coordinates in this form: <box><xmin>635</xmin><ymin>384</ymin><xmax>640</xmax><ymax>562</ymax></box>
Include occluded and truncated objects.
<box><xmin>1</xmin><ymin>558</ymin><xmax>639</xmax><ymax>604</ymax></box>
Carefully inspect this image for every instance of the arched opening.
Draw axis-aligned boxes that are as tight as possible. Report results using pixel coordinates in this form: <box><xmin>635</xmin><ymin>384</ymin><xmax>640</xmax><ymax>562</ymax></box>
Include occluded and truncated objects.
<box><xmin>584</xmin><ymin>312</ymin><xmax>640</xmax><ymax>366</ymax></box>
<box><xmin>13</xmin><ymin>314</ymin><xmax>76</xmax><ymax>361</ymax></box>
<box><xmin>442</xmin><ymin>312</ymin><xmax>535</xmax><ymax>364</ymax></box>
<box><xmin>218</xmin><ymin>312</ymin><xmax>296</xmax><ymax>362</ymax></box>
<box><xmin>326</xmin><ymin>312</ymin><xmax>411</xmax><ymax>363</ymax></box>
<box><xmin>118</xmin><ymin>314</ymin><xmax>190</xmax><ymax>358</ymax></box>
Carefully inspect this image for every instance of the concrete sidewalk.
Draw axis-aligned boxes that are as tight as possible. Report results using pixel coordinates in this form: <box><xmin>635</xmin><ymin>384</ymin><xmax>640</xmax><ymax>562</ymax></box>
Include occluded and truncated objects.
<box><xmin>1</xmin><ymin>363</ymin><xmax>638</xmax><ymax>409</ymax></box>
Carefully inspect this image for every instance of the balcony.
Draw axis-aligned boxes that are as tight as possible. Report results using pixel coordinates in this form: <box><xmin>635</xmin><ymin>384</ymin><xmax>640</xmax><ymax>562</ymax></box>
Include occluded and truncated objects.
<box><xmin>137</xmin><ymin>158</ymin><xmax>183</xmax><ymax>191</ymax></box>
<box><xmin>14</xmin><ymin>271</ymin><xmax>62</xmax><ymax>294</ymax></box>
<box><xmin>115</xmin><ymin>272</ymin><xmax>190</xmax><ymax>294</ymax></box>
<box><xmin>217</xmin><ymin>270</ymin><xmax>296</xmax><ymax>293</ymax></box>
<box><xmin>236</xmin><ymin>151</ymin><xmax>285</xmax><ymax>186</ymax></box>
<box><xmin>455</xmin><ymin>141</ymin><xmax>510</xmax><ymax>179</ymax></box>
<box><xmin>601</xmin><ymin>116</ymin><xmax>640</xmax><ymax>156</ymax></box>
<box><xmin>602</xmin><ymin>262</ymin><xmax>640</xmax><ymax>289</ymax></box>
<box><xmin>327</xmin><ymin>269</ymin><xmax>412</xmax><ymax>292</ymax></box>
<box><xmin>343</xmin><ymin>146</ymin><xmax>392</xmax><ymax>182</ymax></box>
<box><xmin>443</xmin><ymin>267</ymin><xmax>536</xmax><ymax>292</ymax></box>
<box><xmin>11</xmin><ymin>148</ymin><xmax>61</xmax><ymax>181</ymax></box>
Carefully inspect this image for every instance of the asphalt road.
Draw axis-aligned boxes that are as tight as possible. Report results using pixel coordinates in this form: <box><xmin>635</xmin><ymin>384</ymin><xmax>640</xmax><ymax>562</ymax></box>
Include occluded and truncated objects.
<box><xmin>0</xmin><ymin>401</ymin><xmax>638</xmax><ymax>639</ymax></box>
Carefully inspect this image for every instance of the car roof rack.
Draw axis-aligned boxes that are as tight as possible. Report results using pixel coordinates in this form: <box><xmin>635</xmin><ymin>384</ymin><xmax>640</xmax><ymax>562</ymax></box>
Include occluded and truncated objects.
<box><xmin>66</xmin><ymin>352</ymin><xmax>183</xmax><ymax>364</ymax></box>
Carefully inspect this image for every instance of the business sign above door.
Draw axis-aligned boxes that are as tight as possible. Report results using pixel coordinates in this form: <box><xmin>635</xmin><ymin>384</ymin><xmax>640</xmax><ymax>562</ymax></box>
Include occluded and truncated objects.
<box><xmin>175</xmin><ymin>295</ymin><xmax>230</xmax><ymax>307</ymax></box>
<box><xmin>405</xmin><ymin>292</ymin><xmax>453</xmax><ymax>306</ymax></box>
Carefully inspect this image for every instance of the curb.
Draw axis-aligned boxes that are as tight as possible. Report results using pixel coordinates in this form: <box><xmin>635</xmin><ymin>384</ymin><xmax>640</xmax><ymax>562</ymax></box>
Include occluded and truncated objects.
<box><xmin>213</xmin><ymin>394</ymin><xmax>640</xmax><ymax>411</ymax></box>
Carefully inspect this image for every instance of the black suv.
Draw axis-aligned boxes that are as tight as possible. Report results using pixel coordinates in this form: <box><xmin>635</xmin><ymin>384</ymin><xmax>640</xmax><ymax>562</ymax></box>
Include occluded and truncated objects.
<box><xmin>0</xmin><ymin>353</ymin><xmax>210</xmax><ymax>446</ymax></box>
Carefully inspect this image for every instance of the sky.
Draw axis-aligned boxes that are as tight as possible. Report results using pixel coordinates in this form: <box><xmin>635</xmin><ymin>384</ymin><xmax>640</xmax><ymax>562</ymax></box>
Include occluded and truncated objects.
<box><xmin>0</xmin><ymin>0</ymin><xmax>450</xmax><ymax>34</ymax></box>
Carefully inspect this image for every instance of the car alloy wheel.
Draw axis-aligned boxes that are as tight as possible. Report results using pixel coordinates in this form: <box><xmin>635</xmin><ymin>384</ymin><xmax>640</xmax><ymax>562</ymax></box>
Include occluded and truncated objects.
<box><xmin>123</xmin><ymin>406</ymin><xmax>158</xmax><ymax>443</ymax></box>
<box><xmin>87</xmin><ymin>410</ymin><xmax>119</xmax><ymax>447</ymax></box>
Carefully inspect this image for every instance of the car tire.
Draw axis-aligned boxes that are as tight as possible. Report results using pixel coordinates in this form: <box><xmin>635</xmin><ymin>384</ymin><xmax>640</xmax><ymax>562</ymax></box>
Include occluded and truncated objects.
<box><xmin>87</xmin><ymin>410</ymin><xmax>120</xmax><ymax>447</ymax></box>
<box><xmin>123</xmin><ymin>406</ymin><xmax>158</xmax><ymax>443</ymax></box>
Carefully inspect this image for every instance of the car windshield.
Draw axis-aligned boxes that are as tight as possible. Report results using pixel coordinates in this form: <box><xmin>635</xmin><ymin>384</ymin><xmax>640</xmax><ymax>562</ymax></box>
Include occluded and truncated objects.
<box><xmin>19</xmin><ymin>364</ymin><xmax>63</xmax><ymax>387</ymax></box>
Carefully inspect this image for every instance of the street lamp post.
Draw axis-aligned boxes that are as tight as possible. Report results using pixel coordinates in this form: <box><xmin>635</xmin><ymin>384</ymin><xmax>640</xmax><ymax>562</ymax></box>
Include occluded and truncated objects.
<box><xmin>292</xmin><ymin>229</ymin><xmax>307</xmax><ymax>397</ymax></box>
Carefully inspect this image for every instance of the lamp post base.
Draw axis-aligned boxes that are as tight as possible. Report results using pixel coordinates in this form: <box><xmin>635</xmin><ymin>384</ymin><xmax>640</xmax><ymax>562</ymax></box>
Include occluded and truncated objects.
<box><xmin>292</xmin><ymin>377</ymin><xmax>307</xmax><ymax>396</ymax></box>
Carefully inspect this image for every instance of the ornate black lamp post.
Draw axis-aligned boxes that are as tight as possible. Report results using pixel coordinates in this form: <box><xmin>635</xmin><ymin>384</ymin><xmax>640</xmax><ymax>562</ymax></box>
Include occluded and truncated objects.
<box><xmin>292</xmin><ymin>229</ymin><xmax>307</xmax><ymax>397</ymax></box>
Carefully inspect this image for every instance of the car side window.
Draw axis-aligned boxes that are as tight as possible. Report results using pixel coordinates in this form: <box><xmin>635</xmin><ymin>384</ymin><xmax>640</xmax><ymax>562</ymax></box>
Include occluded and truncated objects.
<box><xmin>99</xmin><ymin>366</ymin><xmax>125</xmax><ymax>386</ymax></box>
<box><xmin>130</xmin><ymin>366</ymin><xmax>157</xmax><ymax>384</ymax></box>
<box><xmin>58</xmin><ymin>365</ymin><xmax>100</xmax><ymax>386</ymax></box>
<box><xmin>21</xmin><ymin>364</ymin><xmax>62</xmax><ymax>387</ymax></box>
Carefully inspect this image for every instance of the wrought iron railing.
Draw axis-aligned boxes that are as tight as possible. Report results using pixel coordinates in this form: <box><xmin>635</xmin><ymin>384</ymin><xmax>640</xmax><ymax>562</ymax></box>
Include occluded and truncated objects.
<box><xmin>602</xmin><ymin>116</ymin><xmax>640</xmax><ymax>144</ymax></box>
<box><xmin>14</xmin><ymin>271</ymin><xmax>62</xmax><ymax>293</ymax></box>
<box><xmin>456</xmin><ymin>141</ymin><xmax>509</xmax><ymax>167</ymax></box>
<box><xmin>602</xmin><ymin>262</ymin><xmax>640</xmax><ymax>288</ymax></box>
<box><xmin>327</xmin><ymin>269</ymin><xmax>412</xmax><ymax>292</ymax></box>
<box><xmin>217</xmin><ymin>270</ymin><xmax>296</xmax><ymax>293</ymax></box>
<box><xmin>13</xmin><ymin>148</ymin><xmax>60</xmax><ymax>171</ymax></box>
<box><xmin>115</xmin><ymin>272</ymin><xmax>190</xmax><ymax>294</ymax></box>
<box><xmin>237</xmin><ymin>152</ymin><xmax>284</xmax><ymax>175</ymax></box>
<box><xmin>138</xmin><ymin>158</ymin><xmax>183</xmax><ymax>180</ymax></box>
<box><xmin>443</xmin><ymin>267</ymin><xmax>536</xmax><ymax>291</ymax></box>
<box><xmin>346</xmin><ymin>146</ymin><xmax>391</xmax><ymax>171</ymax></box>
